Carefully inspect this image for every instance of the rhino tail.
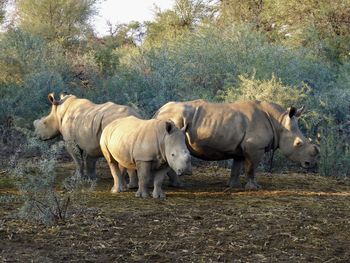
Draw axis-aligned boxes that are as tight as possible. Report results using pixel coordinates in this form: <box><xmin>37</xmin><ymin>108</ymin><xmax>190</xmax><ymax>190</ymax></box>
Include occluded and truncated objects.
<box><xmin>100</xmin><ymin>137</ymin><xmax>112</xmax><ymax>164</ymax></box>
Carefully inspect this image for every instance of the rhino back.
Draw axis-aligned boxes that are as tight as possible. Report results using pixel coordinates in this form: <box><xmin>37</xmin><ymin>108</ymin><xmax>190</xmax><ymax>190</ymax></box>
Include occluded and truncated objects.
<box><xmin>102</xmin><ymin>117</ymin><xmax>165</xmax><ymax>169</ymax></box>
<box><xmin>61</xmin><ymin>100</ymin><xmax>139</xmax><ymax>157</ymax></box>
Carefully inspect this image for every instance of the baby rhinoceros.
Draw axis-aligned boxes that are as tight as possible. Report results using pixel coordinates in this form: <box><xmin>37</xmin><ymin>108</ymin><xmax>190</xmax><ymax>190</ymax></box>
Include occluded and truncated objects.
<box><xmin>100</xmin><ymin>116</ymin><xmax>191</xmax><ymax>199</ymax></box>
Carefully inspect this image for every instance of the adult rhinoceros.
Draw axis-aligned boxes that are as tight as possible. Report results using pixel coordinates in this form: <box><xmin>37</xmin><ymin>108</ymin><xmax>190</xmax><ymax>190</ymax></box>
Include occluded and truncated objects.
<box><xmin>153</xmin><ymin>99</ymin><xmax>319</xmax><ymax>190</ymax></box>
<box><xmin>33</xmin><ymin>92</ymin><xmax>141</xmax><ymax>181</ymax></box>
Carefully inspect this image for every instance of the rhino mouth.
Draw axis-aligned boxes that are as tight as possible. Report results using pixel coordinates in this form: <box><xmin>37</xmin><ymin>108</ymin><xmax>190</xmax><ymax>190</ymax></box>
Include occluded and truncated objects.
<box><xmin>34</xmin><ymin>132</ymin><xmax>55</xmax><ymax>141</ymax></box>
<box><xmin>35</xmin><ymin>135</ymin><xmax>49</xmax><ymax>141</ymax></box>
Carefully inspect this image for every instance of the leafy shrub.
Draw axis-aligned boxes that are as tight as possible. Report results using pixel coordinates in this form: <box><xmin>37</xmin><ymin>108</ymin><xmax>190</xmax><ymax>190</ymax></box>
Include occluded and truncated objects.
<box><xmin>8</xmin><ymin>129</ymin><xmax>95</xmax><ymax>225</ymax></box>
<box><xmin>319</xmin><ymin>126</ymin><xmax>350</xmax><ymax>177</ymax></box>
<box><xmin>106</xmin><ymin>24</ymin><xmax>336</xmax><ymax>117</ymax></box>
<box><xmin>220</xmin><ymin>72</ymin><xmax>310</xmax><ymax>108</ymax></box>
<box><xmin>0</xmin><ymin>28</ymin><xmax>69</xmax><ymax>85</ymax></box>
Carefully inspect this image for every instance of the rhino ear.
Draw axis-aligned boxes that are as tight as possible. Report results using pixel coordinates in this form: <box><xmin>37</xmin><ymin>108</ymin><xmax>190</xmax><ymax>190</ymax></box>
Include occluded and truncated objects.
<box><xmin>165</xmin><ymin>121</ymin><xmax>173</xmax><ymax>134</ymax></box>
<box><xmin>295</xmin><ymin>106</ymin><xmax>305</xmax><ymax>117</ymax></box>
<box><xmin>288</xmin><ymin>106</ymin><xmax>297</xmax><ymax>118</ymax></box>
<box><xmin>59</xmin><ymin>91</ymin><xmax>69</xmax><ymax>100</ymax></box>
<box><xmin>48</xmin><ymin>93</ymin><xmax>58</xmax><ymax>105</ymax></box>
<box><xmin>288</xmin><ymin>106</ymin><xmax>304</xmax><ymax>118</ymax></box>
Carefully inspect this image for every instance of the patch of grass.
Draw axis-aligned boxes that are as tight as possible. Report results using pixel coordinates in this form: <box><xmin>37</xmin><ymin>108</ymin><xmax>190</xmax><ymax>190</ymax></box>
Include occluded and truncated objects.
<box><xmin>0</xmin><ymin>174</ymin><xmax>15</xmax><ymax>189</ymax></box>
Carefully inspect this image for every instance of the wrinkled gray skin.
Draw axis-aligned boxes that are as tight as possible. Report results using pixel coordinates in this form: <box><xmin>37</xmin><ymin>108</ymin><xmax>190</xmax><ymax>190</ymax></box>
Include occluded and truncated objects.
<box><xmin>100</xmin><ymin>116</ymin><xmax>191</xmax><ymax>199</ymax></box>
<box><xmin>33</xmin><ymin>93</ymin><xmax>141</xmax><ymax>183</ymax></box>
<box><xmin>154</xmin><ymin>99</ymin><xmax>320</xmax><ymax>190</ymax></box>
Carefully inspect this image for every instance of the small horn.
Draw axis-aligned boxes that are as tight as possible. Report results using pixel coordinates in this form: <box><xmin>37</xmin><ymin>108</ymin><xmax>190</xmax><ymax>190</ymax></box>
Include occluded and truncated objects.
<box><xmin>314</xmin><ymin>145</ymin><xmax>320</xmax><ymax>155</ymax></box>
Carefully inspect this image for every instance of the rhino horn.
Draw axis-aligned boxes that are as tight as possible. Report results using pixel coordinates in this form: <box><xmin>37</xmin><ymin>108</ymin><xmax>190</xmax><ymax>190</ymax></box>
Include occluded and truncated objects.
<box><xmin>313</xmin><ymin>145</ymin><xmax>320</xmax><ymax>155</ymax></box>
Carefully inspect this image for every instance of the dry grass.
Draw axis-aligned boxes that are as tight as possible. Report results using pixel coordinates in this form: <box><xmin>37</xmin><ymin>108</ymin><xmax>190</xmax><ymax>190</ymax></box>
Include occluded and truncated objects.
<box><xmin>1</xmin><ymin>163</ymin><xmax>350</xmax><ymax>262</ymax></box>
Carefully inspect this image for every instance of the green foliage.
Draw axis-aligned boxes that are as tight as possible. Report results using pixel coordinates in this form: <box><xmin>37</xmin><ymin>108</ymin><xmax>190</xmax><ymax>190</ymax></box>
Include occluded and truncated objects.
<box><xmin>9</xmin><ymin>136</ymin><xmax>67</xmax><ymax>225</ymax></box>
<box><xmin>0</xmin><ymin>29</ymin><xmax>69</xmax><ymax>127</ymax></box>
<box><xmin>221</xmin><ymin>73</ymin><xmax>310</xmax><ymax>108</ymax></box>
<box><xmin>16</xmin><ymin>0</ymin><xmax>98</xmax><ymax>48</ymax></box>
<box><xmin>0</xmin><ymin>28</ymin><xmax>69</xmax><ymax>85</ymax></box>
<box><xmin>145</xmin><ymin>0</ymin><xmax>214</xmax><ymax>45</ymax></box>
<box><xmin>0</xmin><ymin>0</ymin><xmax>7</xmax><ymax>24</ymax></box>
<box><xmin>217</xmin><ymin>0</ymin><xmax>350</xmax><ymax>63</ymax></box>
<box><xmin>319</xmin><ymin>126</ymin><xmax>350</xmax><ymax>177</ymax></box>
<box><xmin>9</xmin><ymin>130</ymin><xmax>95</xmax><ymax>225</ymax></box>
<box><xmin>111</xmin><ymin>25</ymin><xmax>334</xmax><ymax>115</ymax></box>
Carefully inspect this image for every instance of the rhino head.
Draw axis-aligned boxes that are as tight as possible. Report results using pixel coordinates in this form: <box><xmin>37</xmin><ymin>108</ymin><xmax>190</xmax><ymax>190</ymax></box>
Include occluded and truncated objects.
<box><xmin>33</xmin><ymin>92</ymin><xmax>66</xmax><ymax>140</ymax></box>
<box><xmin>278</xmin><ymin>106</ymin><xmax>319</xmax><ymax>168</ymax></box>
<box><xmin>164</xmin><ymin>121</ymin><xmax>192</xmax><ymax>175</ymax></box>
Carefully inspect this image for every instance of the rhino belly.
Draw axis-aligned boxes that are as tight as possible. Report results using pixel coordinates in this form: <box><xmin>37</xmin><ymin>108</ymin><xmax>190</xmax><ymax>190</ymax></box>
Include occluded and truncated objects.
<box><xmin>188</xmin><ymin>143</ymin><xmax>242</xmax><ymax>161</ymax></box>
<box><xmin>109</xmin><ymin>145</ymin><xmax>136</xmax><ymax>170</ymax></box>
<box><xmin>77</xmin><ymin>138</ymin><xmax>102</xmax><ymax>157</ymax></box>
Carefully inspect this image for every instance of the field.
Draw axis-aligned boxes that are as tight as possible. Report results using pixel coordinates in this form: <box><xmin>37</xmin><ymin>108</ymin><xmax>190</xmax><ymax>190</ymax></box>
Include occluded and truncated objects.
<box><xmin>1</xmin><ymin>163</ymin><xmax>350</xmax><ymax>262</ymax></box>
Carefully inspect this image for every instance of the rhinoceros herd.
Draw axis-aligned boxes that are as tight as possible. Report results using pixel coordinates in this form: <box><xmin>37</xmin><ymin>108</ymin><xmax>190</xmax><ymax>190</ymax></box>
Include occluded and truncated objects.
<box><xmin>33</xmin><ymin>92</ymin><xmax>319</xmax><ymax>199</ymax></box>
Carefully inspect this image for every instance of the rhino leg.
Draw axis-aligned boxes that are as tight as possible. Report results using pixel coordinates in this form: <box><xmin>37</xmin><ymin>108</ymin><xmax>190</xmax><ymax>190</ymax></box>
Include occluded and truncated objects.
<box><xmin>244</xmin><ymin>151</ymin><xmax>263</xmax><ymax>190</ymax></box>
<box><xmin>152</xmin><ymin>168</ymin><xmax>168</xmax><ymax>200</ymax></box>
<box><xmin>100</xmin><ymin>141</ymin><xmax>127</xmax><ymax>193</ymax></box>
<box><xmin>135</xmin><ymin>161</ymin><xmax>151</xmax><ymax>198</ymax></box>
<box><xmin>85</xmin><ymin>155</ymin><xmax>98</xmax><ymax>180</ymax></box>
<box><xmin>109</xmin><ymin>162</ymin><xmax>128</xmax><ymax>193</ymax></box>
<box><xmin>228</xmin><ymin>159</ymin><xmax>243</xmax><ymax>188</ymax></box>
<box><xmin>127</xmin><ymin>169</ymin><xmax>138</xmax><ymax>189</ymax></box>
<box><xmin>65</xmin><ymin>140</ymin><xmax>85</xmax><ymax>178</ymax></box>
<box><xmin>167</xmin><ymin>169</ymin><xmax>184</xmax><ymax>188</ymax></box>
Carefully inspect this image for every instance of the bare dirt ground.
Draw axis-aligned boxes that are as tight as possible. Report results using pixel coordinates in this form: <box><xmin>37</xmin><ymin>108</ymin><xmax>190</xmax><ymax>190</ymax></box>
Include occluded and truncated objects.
<box><xmin>1</xmin><ymin>163</ymin><xmax>350</xmax><ymax>262</ymax></box>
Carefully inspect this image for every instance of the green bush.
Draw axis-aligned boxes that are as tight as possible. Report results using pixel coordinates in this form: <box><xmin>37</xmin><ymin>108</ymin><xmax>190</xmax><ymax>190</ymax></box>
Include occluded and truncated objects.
<box><xmin>8</xmin><ymin>129</ymin><xmax>95</xmax><ymax>225</ymax></box>
<box><xmin>220</xmin><ymin>72</ymin><xmax>310</xmax><ymax>108</ymax></box>
<box><xmin>107</xmin><ymin>25</ymin><xmax>336</xmax><ymax>116</ymax></box>
<box><xmin>0</xmin><ymin>29</ymin><xmax>70</xmax><ymax>85</ymax></box>
<box><xmin>319</xmin><ymin>127</ymin><xmax>350</xmax><ymax>177</ymax></box>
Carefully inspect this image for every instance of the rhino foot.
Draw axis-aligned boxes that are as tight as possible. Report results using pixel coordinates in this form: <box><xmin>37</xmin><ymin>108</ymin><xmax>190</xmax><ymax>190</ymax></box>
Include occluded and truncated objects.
<box><xmin>111</xmin><ymin>185</ymin><xmax>127</xmax><ymax>194</ymax></box>
<box><xmin>245</xmin><ymin>181</ymin><xmax>261</xmax><ymax>191</ymax></box>
<box><xmin>135</xmin><ymin>190</ymin><xmax>149</xmax><ymax>198</ymax></box>
<box><xmin>152</xmin><ymin>190</ymin><xmax>166</xmax><ymax>200</ymax></box>
<box><xmin>228</xmin><ymin>179</ymin><xmax>242</xmax><ymax>188</ymax></box>
<box><xmin>127</xmin><ymin>172</ymin><xmax>138</xmax><ymax>189</ymax></box>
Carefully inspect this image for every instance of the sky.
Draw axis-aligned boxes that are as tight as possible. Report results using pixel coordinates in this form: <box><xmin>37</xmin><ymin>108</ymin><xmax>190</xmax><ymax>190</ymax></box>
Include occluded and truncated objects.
<box><xmin>93</xmin><ymin>0</ymin><xmax>174</xmax><ymax>36</ymax></box>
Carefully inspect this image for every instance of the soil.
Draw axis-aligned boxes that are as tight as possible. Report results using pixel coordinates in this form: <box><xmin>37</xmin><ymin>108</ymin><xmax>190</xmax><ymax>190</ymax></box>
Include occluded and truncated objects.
<box><xmin>1</xmin><ymin>163</ymin><xmax>350</xmax><ymax>262</ymax></box>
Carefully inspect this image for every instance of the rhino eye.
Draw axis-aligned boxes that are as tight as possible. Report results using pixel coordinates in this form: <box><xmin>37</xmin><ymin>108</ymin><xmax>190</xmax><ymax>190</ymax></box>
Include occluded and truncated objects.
<box><xmin>171</xmin><ymin>153</ymin><xmax>175</xmax><ymax>157</ymax></box>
